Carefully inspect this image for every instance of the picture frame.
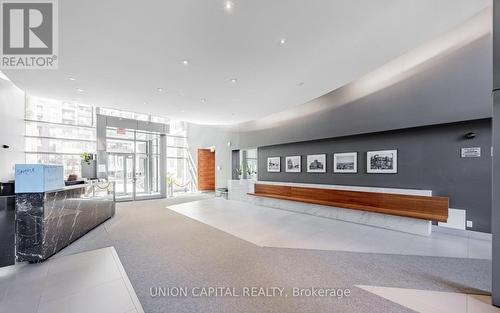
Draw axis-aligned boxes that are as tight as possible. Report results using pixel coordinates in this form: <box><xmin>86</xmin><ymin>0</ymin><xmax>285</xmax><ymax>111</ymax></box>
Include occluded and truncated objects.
<box><xmin>333</xmin><ymin>152</ymin><xmax>357</xmax><ymax>173</ymax></box>
<box><xmin>267</xmin><ymin>157</ymin><xmax>281</xmax><ymax>172</ymax></box>
<box><xmin>285</xmin><ymin>156</ymin><xmax>301</xmax><ymax>173</ymax></box>
<box><xmin>306</xmin><ymin>154</ymin><xmax>326</xmax><ymax>173</ymax></box>
<box><xmin>367</xmin><ymin>150</ymin><xmax>398</xmax><ymax>174</ymax></box>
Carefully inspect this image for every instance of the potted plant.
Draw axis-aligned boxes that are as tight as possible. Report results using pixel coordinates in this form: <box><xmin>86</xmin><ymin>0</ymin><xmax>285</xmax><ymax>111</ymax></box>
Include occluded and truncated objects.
<box><xmin>166</xmin><ymin>173</ymin><xmax>175</xmax><ymax>197</ymax></box>
<box><xmin>235</xmin><ymin>167</ymin><xmax>243</xmax><ymax>180</ymax></box>
<box><xmin>80</xmin><ymin>152</ymin><xmax>93</xmax><ymax>165</ymax></box>
<box><xmin>244</xmin><ymin>165</ymin><xmax>257</xmax><ymax>180</ymax></box>
<box><xmin>80</xmin><ymin>152</ymin><xmax>96</xmax><ymax>179</ymax></box>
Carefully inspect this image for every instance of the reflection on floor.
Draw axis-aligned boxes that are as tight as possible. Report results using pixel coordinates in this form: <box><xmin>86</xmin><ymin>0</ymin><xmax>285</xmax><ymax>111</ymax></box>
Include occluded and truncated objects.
<box><xmin>0</xmin><ymin>247</ymin><xmax>144</xmax><ymax>313</ymax></box>
<box><xmin>167</xmin><ymin>198</ymin><xmax>491</xmax><ymax>259</ymax></box>
<box><xmin>357</xmin><ymin>285</ymin><xmax>500</xmax><ymax>313</ymax></box>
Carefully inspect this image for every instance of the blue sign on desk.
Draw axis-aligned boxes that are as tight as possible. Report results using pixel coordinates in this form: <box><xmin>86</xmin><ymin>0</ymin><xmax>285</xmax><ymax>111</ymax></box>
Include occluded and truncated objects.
<box><xmin>15</xmin><ymin>164</ymin><xmax>64</xmax><ymax>193</ymax></box>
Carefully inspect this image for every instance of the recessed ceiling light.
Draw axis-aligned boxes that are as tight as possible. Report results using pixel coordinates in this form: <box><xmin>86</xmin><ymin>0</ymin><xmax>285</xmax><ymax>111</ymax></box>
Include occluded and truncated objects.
<box><xmin>157</xmin><ymin>88</ymin><xmax>164</xmax><ymax>92</ymax></box>
<box><xmin>182</xmin><ymin>60</ymin><xmax>189</xmax><ymax>65</ymax></box>
<box><xmin>279</xmin><ymin>38</ymin><xmax>287</xmax><ymax>45</ymax></box>
<box><xmin>201</xmin><ymin>98</ymin><xmax>207</xmax><ymax>103</ymax></box>
<box><xmin>180</xmin><ymin>109</ymin><xmax>185</xmax><ymax>113</ymax></box>
<box><xmin>69</xmin><ymin>77</ymin><xmax>76</xmax><ymax>81</ymax></box>
<box><xmin>76</xmin><ymin>88</ymin><xmax>84</xmax><ymax>92</ymax></box>
<box><xmin>224</xmin><ymin>1</ymin><xmax>233</xmax><ymax>11</ymax></box>
<box><xmin>230</xmin><ymin>78</ymin><xmax>237</xmax><ymax>83</ymax></box>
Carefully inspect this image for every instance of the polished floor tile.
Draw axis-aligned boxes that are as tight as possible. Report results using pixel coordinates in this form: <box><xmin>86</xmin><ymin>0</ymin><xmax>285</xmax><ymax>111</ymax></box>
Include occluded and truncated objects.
<box><xmin>38</xmin><ymin>279</ymin><xmax>136</xmax><ymax>313</ymax></box>
<box><xmin>356</xmin><ymin>285</ymin><xmax>500</xmax><ymax>313</ymax></box>
<box><xmin>0</xmin><ymin>247</ymin><xmax>144</xmax><ymax>313</ymax></box>
<box><xmin>167</xmin><ymin>198</ymin><xmax>492</xmax><ymax>259</ymax></box>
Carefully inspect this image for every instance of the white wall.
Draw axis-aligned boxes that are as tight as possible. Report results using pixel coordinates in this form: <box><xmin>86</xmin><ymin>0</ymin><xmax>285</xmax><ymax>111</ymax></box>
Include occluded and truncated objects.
<box><xmin>186</xmin><ymin>123</ymin><xmax>238</xmax><ymax>189</ymax></box>
<box><xmin>0</xmin><ymin>77</ymin><xmax>25</xmax><ymax>181</ymax></box>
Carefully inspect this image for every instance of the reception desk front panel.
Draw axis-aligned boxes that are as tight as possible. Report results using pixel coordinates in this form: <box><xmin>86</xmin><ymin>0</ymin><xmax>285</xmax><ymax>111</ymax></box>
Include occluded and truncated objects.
<box><xmin>16</xmin><ymin>182</ymin><xmax>115</xmax><ymax>262</ymax></box>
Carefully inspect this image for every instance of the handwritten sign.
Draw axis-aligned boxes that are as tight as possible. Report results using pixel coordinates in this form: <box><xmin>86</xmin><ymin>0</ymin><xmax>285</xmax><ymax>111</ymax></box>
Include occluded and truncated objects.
<box><xmin>15</xmin><ymin>164</ymin><xmax>64</xmax><ymax>193</ymax></box>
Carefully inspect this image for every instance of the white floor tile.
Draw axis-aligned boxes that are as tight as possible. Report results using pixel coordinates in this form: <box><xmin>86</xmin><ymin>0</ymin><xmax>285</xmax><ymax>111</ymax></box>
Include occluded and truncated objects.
<box><xmin>167</xmin><ymin>198</ymin><xmax>492</xmax><ymax>259</ymax></box>
<box><xmin>356</xmin><ymin>285</ymin><xmax>500</xmax><ymax>313</ymax></box>
<box><xmin>467</xmin><ymin>295</ymin><xmax>500</xmax><ymax>313</ymax></box>
<box><xmin>41</xmin><ymin>249</ymin><xmax>122</xmax><ymax>303</ymax></box>
<box><xmin>37</xmin><ymin>279</ymin><xmax>136</xmax><ymax>313</ymax></box>
<box><xmin>468</xmin><ymin>238</ymin><xmax>492</xmax><ymax>260</ymax></box>
<box><xmin>0</xmin><ymin>295</ymin><xmax>42</xmax><ymax>313</ymax></box>
<box><xmin>0</xmin><ymin>247</ymin><xmax>144</xmax><ymax>313</ymax></box>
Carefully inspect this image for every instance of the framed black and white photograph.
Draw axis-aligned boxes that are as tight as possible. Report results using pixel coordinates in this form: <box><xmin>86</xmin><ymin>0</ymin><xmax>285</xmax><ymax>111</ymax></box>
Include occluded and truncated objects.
<box><xmin>267</xmin><ymin>157</ymin><xmax>281</xmax><ymax>172</ymax></box>
<box><xmin>367</xmin><ymin>150</ymin><xmax>398</xmax><ymax>174</ymax></box>
<box><xmin>306</xmin><ymin>154</ymin><xmax>326</xmax><ymax>173</ymax></box>
<box><xmin>333</xmin><ymin>152</ymin><xmax>357</xmax><ymax>173</ymax></box>
<box><xmin>285</xmin><ymin>156</ymin><xmax>301</xmax><ymax>173</ymax></box>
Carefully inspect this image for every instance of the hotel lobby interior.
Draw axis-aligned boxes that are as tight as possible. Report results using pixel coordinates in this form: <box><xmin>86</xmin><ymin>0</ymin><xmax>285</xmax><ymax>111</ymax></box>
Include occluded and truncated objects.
<box><xmin>1</xmin><ymin>1</ymin><xmax>500</xmax><ymax>312</ymax></box>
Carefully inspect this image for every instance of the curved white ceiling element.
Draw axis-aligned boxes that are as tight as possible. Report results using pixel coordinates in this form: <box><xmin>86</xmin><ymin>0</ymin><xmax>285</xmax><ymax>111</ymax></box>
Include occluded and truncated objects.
<box><xmin>4</xmin><ymin>0</ymin><xmax>492</xmax><ymax>125</ymax></box>
<box><xmin>235</xmin><ymin>7</ymin><xmax>492</xmax><ymax>131</ymax></box>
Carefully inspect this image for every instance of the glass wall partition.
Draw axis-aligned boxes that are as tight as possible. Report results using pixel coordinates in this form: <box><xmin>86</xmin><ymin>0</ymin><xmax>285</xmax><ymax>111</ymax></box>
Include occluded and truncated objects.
<box><xmin>235</xmin><ymin>148</ymin><xmax>258</xmax><ymax>180</ymax></box>
<box><xmin>166</xmin><ymin>131</ymin><xmax>194</xmax><ymax>195</ymax></box>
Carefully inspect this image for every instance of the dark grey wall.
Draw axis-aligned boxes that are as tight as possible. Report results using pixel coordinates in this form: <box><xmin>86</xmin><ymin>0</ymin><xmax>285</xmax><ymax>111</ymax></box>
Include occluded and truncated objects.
<box><xmin>258</xmin><ymin>119</ymin><xmax>492</xmax><ymax>233</ymax></box>
<box><xmin>495</xmin><ymin>2</ymin><xmax>500</xmax><ymax>91</ymax></box>
<box><xmin>236</xmin><ymin>35</ymin><xmax>492</xmax><ymax>149</ymax></box>
<box><xmin>492</xmin><ymin>91</ymin><xmax>500</xmax><ymax>306</ymax></box>
<box><xmin>491</xmin><ymin>1</ymin><xmax>500</xmax><ymax>307</ymax></box>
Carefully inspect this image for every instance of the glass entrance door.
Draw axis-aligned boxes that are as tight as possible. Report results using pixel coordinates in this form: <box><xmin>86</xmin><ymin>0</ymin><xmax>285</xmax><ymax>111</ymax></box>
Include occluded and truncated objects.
<box><xmin>107</xmin><ymin>154</ymin><xmax>134</xmax><ymax>201</ymax></box>
<box><xmin>106</xmin><ymin>127</ymin><xmax>162</xmax><ymax>201</ymax></box>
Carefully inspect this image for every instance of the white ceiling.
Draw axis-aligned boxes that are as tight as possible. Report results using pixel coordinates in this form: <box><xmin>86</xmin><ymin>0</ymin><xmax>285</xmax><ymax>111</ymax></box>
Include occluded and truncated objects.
<box><xmin>4</xmin><ymin>0</ymin><xmax>492</xmax><ymax>125</ymax></box>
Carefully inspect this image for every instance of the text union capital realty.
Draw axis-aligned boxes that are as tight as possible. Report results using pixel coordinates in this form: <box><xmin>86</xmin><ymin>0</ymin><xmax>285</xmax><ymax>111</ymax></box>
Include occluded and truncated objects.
<box><xmin>150</xmin><ymin>286</ymin><xmax>351</xmax><ymax>298</ymax></box>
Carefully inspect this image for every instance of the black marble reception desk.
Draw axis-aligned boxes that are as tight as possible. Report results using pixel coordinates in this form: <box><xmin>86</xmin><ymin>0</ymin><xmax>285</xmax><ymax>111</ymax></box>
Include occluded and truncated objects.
<box><xmin>0</xmin><ymin>182</ymin><xmax>16</xmax><ymax>267</ymax></box>
<box><xmin>16</xmin><ymin>182</ymin><xmax>115</xmax><ymax>262</ymax></box>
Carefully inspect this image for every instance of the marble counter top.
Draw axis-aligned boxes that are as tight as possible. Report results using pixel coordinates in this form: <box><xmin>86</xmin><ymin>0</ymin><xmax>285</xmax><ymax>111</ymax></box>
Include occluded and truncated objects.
<box><xmin>43</xmin><ymin>181</ymin><xmax>113</xmax><ymax>193</ymax></box>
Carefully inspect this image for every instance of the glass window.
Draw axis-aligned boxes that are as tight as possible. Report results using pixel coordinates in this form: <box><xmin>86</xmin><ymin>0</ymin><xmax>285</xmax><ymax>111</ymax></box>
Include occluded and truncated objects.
<box><xmin>25</xmin><ymin>137</ymin><xmax>95</xmax><ymax>154</ymax></box>
<box><xmin>26</xmin><ymin>97</ymin><xmax>94</xmax><ymax>126</ymax></box>
<box><xmin>25</xmin><ymin>96</ymin><xmax>96</xmax><ymax>178</ymax></box>
<box><xmin>98</xmin><ymin>107</ymin><xmax>149</xmax><ymax>121</ymax></box>
<box><xmin>26</xmin><ymin>121</ymin><xmax>96</xmax><ymax>141</ymax></box>
<box><xmin>167</xmin><ymin>158</ymin><xmax>192</xmax><ymax>192</ymax></box>
<box><xmin>150</xmin><ymin>115</ymin><xmax>169</xmax><ymax>124</ymax></box>
<box><xmin>106</xmin><ymin>139</ymin><xmax>135</xmax><ymax>153</ymax></box>
<box><xmin>25</xmin><ymin>96</ymin><xmax>196</xmax><ymax>192</ymax></box>
<box><xmin>167</xmin><ymin>147</ymin><xmax>187</xmax><ymax>158</ymax></box>
<box><xmin>136</xmin><ymin>141</ymin><xmax>148</xmax><ymax>154</ymax></box>
<box><xmin>168</xmin><ymin>121</ymin><xmax>187</xmax><ymax>136</ymax></box>
<box><xmin>167</xmin><ymin>136</ymin><xmax>187</xmax><ymax>148</ymax></box>
<box><xmin>246</xmin><ymin>148</ymin><xmax>257</xmax><ymax>159</ymax></box>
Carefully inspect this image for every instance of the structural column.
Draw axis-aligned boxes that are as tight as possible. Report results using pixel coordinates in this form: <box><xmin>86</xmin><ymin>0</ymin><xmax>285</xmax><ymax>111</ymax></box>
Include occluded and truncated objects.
<box><xmin>492</xmin><ymin>1</ymin><xmax>500</xmax><ymax>307</ymax></box>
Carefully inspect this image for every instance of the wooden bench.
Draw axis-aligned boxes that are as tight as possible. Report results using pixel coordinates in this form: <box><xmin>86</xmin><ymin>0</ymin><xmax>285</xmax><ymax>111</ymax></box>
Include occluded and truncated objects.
<box><xmin>248</xmin><ymin>183</ymin><xmax>448</xmax><ymax>222</ymax></box>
